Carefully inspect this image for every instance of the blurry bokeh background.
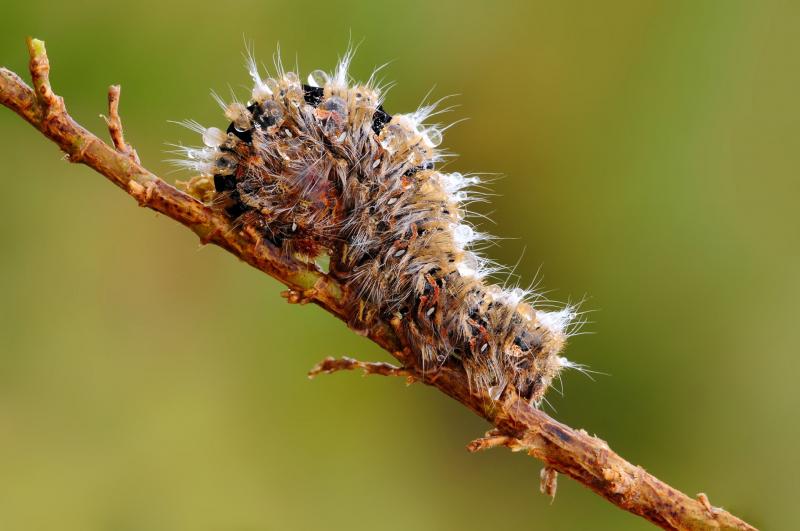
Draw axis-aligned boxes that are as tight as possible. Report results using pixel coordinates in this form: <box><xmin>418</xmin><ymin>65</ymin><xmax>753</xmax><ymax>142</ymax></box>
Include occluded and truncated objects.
<box><xmin>1</xmin><ymin>1</ymin><xmax>797</xmax><ymax>529</ymax></box>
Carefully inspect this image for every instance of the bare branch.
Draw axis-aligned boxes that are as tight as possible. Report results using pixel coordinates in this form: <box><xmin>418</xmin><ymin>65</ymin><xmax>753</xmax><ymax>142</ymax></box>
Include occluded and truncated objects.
<box><xmin>0</xmin><ymin>38</ymin><xmax>757</xmax><ymax>531</ymax></box>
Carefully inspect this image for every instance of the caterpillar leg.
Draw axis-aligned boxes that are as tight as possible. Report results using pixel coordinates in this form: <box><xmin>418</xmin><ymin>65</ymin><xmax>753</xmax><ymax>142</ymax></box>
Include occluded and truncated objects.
<box><xmin>308</xmin><ymin>356</ymin><xmax>414</xmax><ymax>383</ymax></box>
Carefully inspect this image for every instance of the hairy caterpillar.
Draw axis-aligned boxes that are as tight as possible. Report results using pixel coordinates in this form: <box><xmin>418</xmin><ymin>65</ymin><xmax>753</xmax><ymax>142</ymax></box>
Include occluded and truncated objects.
<box><xmin>174</xmin><ymin>48</ymin><xmax>583</xmax><ymax>406</ymax></box>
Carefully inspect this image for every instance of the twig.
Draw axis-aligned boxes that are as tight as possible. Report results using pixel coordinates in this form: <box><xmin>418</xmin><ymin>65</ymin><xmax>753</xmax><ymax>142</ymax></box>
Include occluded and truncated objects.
<box><xmin>308</xmin><ymin>356</ymin><xmax>414</xmax><ymax>381</ymax></box>
<box><xmin>0</xmin><ymin>38</ymin><xmax>757</xmax><ymax>531</ymax></box>
<box><xmin>104</xmin><ymin>85</ymin><xmax>140</xmax><ymax>164</ymax></box>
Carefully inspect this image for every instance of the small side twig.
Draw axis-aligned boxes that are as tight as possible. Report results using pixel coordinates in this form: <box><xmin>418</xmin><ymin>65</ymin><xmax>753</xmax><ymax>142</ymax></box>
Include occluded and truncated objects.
<box><xmin>309</xmin><ymin>356</ymin><xmax>413</xmax><ymax>381</ymax></box>
<box><xmin>105</xmin><ymin>85</ymin><xmax>140</xmax><ymax>164</ymax></box>
<box><xmin>27</xmin><ymin>36</ymin><xmax>58</xmax><ymax>110</ymax></box>
<box><xmin>0</xmin><ymin>38</ymin><xmax>757</xmax><ymax>531</ymax></box>
<box><xmin>466</xmin><ymin>429</ymin><xmax>516</xmax><ymax>452</ymax></box>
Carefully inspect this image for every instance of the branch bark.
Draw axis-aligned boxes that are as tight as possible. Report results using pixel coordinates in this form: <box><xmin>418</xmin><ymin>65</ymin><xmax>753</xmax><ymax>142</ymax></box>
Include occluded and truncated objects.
<box><xmin>0</xmin><ymin>38</ymin><xmax>756</xmax><ymax>531</ymax></box>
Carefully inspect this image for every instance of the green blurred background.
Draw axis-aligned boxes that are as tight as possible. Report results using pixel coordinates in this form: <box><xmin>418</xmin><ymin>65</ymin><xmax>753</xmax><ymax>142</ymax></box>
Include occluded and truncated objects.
<box><xmin>1</xmin><ymin>1</ymin><xmax>797</xmax><ymax>529</ymax></box>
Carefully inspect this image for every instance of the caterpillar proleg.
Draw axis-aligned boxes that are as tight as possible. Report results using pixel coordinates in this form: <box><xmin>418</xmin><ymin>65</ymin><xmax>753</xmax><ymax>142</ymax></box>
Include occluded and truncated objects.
<box><xmin>175</xmin><ymin>48</ymin><xmax>583</xmax><ymax>406</ymax></box>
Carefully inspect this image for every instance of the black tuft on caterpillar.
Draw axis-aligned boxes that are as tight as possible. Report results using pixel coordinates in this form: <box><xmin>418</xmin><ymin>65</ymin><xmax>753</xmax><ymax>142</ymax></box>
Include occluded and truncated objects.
<box><xmin>173</xmin><ymin>48</ymin><xmax>585</xmax><ymax>407</ymax></box>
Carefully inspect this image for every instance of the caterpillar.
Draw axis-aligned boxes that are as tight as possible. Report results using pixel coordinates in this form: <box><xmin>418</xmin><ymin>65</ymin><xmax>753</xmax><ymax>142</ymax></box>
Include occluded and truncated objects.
<box><xmin>174</xmin><ymin>48</ymin><xmax>583</xmax><ymax>406</ymax></box>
